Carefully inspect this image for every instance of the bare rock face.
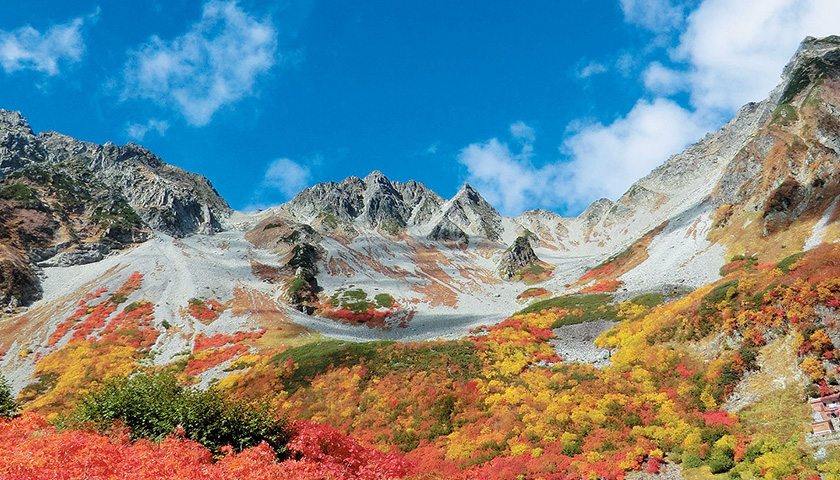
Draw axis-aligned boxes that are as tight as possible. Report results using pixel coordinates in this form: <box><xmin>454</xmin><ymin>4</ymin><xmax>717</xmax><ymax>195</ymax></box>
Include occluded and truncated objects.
<box><xmin>498</xmin><ymin>235</ymin><xmax>540</xmax><ymax>279</ymax></box>
<box><xmin>0</xmin><ymin>112</ymin><xmax>230</xmax><ymax>238</ymax></box>
<box><xmin>427</xmin><ymin>217</ymin><xmax>469</xmax><ymax>246</ymax></box>
<box><xmin>37</xmin><ymin>131</ymin><xmax>230</xmax><ymax>236</ymax></box>
<box><xmin>0</xmin><ymin>110</ymin><xmax>231</xmax><ymax>309</ymax></box>
<box><xmin>440</xmin><ymin>183</ymin><xmax>503</xmax><ymax>241</ymax></box>
<box><xmin>282</xmin><ymin>171</ymin><xmax>506</xmax><ymax>242</ymax></box>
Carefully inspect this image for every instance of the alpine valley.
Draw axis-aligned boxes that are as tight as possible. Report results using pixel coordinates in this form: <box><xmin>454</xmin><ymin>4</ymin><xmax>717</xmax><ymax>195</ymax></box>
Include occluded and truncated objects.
<box><xmin>9</xmin><ymin>37</ymin><xmax>840</xmax><ymax>480</ymax></box>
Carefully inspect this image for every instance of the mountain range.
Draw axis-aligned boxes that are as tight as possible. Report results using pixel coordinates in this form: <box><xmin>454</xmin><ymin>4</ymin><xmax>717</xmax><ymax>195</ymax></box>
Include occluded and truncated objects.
<box><xmin>2</xmin><ymin>36</ymin><xmax>840</xmax><ymax>391</ymax></box>
<box><xmin>7</xmin><ymin>34</ymin><xmax>840</xmax><ymax>479</ymax></box>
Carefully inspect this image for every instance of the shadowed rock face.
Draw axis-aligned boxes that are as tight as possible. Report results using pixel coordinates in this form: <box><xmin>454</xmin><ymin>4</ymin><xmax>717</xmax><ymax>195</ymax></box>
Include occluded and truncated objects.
<box><xmin>427</xmin><ymin>218</ymin><xmax>469</xmax><ymax>246</ymax></box>
<box><xmin>498</xmin><ymin>236</ymin><xmax>540</xmax><ymax>279</ymax></box>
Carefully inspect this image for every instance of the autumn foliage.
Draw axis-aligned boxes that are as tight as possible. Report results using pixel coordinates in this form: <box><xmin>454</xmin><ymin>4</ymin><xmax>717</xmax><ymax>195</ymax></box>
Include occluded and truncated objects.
<box><xmin>19</xmin><ymin>245</ymin><xmax>840</xmax><ymax>478</ymax></box>
<box><xmin>0</xmin><ymin>413</ymin><xmax>412</xmax><ymax>480</ymax></box>
<box><xmin>579</xmin><ymin>279</ymin><xmax>623</xmax><ymax>293</ymax></box>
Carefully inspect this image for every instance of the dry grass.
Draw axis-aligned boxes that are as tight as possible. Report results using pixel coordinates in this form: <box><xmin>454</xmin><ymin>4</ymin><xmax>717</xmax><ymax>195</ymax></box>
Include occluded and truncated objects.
<box><xmin>682</xmin><ymin>466</ymin><xmax>728</xmax><ymax>480</ymax></box>
<box><xmin>726</xmin><ymin>334</ymin><xmax>810</xmax><ymax>441</ymax></box>
<box><xmin>230</xmin><ymin>285</ymin><xmax>316</xmax><ymax>350</ymax></box>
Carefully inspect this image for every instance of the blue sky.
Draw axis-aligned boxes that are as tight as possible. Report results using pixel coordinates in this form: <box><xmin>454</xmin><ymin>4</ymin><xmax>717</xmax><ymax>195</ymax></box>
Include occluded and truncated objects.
<box><xmin>1</xmin><ymin>1</ymin><xmax>839</xmax><ymax>215</ymax></box>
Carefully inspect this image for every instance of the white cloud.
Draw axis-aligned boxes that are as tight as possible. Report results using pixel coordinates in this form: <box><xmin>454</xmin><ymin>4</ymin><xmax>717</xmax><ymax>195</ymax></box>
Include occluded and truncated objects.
<box><xmin>458</xmin><ymin>0</ymin><xmax>840</xmax><ymax>216</ymax></box>
<box><xmin>261</xmin><ymin>157</ymin><xmax>311</xmax><ymax>199</ymax></box>
<box><xmin>642</xmin><ymin>61</ymin><xmax>685</xmax><ymax>95</ymax></box>
<box><xmin>125</xmin><ymin>119</ymin><xmax>170</xmax><ymax>141</ymax></box>
<box><xmin>509</xmin><ymin>121</ymin><xmax>535</xmax><ymax>145</ymax></box>
<box><xmin>561</xmin><ymin>99</ymin><xmax>710</xmax><ymax>209</ymax></box>
<box><xmin>458</xmin><ymin>132</ymin><xmax>551</xmax><ymax>217</ymax></box>
<box><xmin>673</xmin><ymin>0</ymin><xmax>840</xmax><ymax>113</ymax></box>
<box><xmin>619</xmin><ymin>0</ymin><xmax>688</xmax><ymax>33</ymax></box>
<box><xmin>577</xmin><ymin>61</ymin><xmax>608</xmax><ymax>79</ymax></box>
<box><xmin>123</xmin><ymin>0</ymin><xmax>277</xmax><ymax>126</ymax></box>
<box><xmin>459</xmin><ymin>104</ymin><xmax>709</xmax><ymax>215</ymax></box>
<box><xmin>0</xmin><ymin>10</ymin><xmax>97</xmax><ymax>75</ymax></box>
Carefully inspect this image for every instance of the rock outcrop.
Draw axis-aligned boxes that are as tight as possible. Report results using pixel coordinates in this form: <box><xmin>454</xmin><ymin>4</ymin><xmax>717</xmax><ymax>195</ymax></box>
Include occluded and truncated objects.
<box><xmin>427</xmin><ymin>217</ymin><xmax>469</xmax><ymax>246</ymax></box>
<box><xmin>0</xmin><ymin>111</ymin><xmax>231</xmax><ymax>308</ymax></box>
<box><xmin>0</xmin><ymin>112</ymin><xmax>230</xmax><ymax>237</ymax></box>
<box><xmin>498</xmin><ymin>236</ymin><xmax>540</xmax><ymax>279</ymax></box>
<box><xmin>281</xmin><ymin>171</ymin><xmax>503</xmax><ymax>242</ymax></box>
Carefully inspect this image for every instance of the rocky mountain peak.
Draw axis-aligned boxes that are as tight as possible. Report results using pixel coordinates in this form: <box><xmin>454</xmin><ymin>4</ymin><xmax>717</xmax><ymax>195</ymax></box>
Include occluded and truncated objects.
<box><xmin>498</xmin><ymin>235</ymin><xmax>541</xmax><ymax>279</ymax></box>
<box><xmin>0</xmin><ymin>111</ymin><xmax>230</xmax><ymax>237</ymax></box>
<box><xmin>0</xmin><ymin>110</ymin><xmax>33</xmax><ymax>136</ymax></box>
<box><xmin>453</xmin><ymin>182</ymin><xmax>481</xmax><ymax>202</ymax></box>
<box><xmin>774</xmin><ymin>35</ymin><xmax>840</xmax><ymax>104</ymax></box>
<box><xmin>441</xmin><ymin>182</ymin><xmax>503</xmax><ymax>241</ymax></box>
<box><xmin>363</xmin><ymin>169</ymin><xmax>388</xmax><ymax>185</ymax></box>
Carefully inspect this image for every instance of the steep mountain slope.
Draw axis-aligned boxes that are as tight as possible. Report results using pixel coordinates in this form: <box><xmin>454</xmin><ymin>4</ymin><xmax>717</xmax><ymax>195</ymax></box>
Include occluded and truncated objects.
<box><xmin>0</xmin><ymin>111</ymin><xmax>231</xmax><ymax>310</ymax></box>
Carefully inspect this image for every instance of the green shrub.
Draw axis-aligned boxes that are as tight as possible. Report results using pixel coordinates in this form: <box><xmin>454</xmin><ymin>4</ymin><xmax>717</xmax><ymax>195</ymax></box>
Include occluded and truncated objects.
<box><xmin>0</xmin><ymin>375</ymin><xmax>18</xmax><ymax>419</ymax></box>
<box><xmin>74</xmin><ymin>372</ymin><xmax>292</xmax><ymax>457</ymax></box>
<box><xmin>91</xmin><ymin>198</ymin><xmax>143</xmax><ymax>229</ymax></box>
<box><xmin>110</xmin><ymin>292</ymin><xmax>128</xmax><ymax>304</ymax></box>
<box><xmin>317</xmin><ymin>212</ymin><xmax>339</xmax><ymax>229</ymax></box>
<box><xmin>705</xmin><ymin>280</ymin><xmax>740</xmax><ymax>304</ymax></box>
<box><xmin>287</xmin><ymin>277</ymin><xmax>307</xmax><ymax>298</ymax></box>
<box><xmin>682</xmin><ymin>451</ymin><xmax>703</xmax><ymax>468</ymax></box>
<box><xmin>561</xmin><ymin>439</ymin><xmax>583</xmax><ymax>456</ymax></box>
<box><xmin>776</xmin><ymin>252</ymin><xmax>805</xmax><ymax>274</ymax></box>
<box><xmin>0</xmin><ymin>182</ymin><xmax>39</xmax><ymax>205</ymax></box>
<box><xmin>708</xmin><ymin>446</ymin><xmax>735</xmax><ymax>473</ymax></box>
<box><xmin>374</xmin><ymin>293</ymin><xmax>395</xmax><ymax>308</ymax></box>
<box><xmin>123</xmin><ymin>301</ymin><xmax>142</xmax><ymax>312</ymax></box>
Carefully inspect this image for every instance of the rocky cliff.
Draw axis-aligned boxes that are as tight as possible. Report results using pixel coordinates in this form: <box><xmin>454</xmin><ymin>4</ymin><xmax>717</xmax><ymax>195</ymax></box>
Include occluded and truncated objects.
<box><xmin>0</xmin><ymin>111</ymin><xmax>231</xmax><ymax>308</ymax></box>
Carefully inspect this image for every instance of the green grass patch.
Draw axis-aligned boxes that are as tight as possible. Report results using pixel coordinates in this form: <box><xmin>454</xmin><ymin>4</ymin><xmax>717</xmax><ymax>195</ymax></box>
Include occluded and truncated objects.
<box><xmin>521</xmin><ymin>264</ymin><xmax>546</xmax><ymax>276</ymax></box>
<box><xmin>269</xmin><ymin>340</ymin><xmax>394</xmax><ymax>393</ymax></box>
<box><xmin>343</xmin><ymin>288</ymin><xmax>367</xmax><ymax>300</ymax></box>
<box><xmin>770</xmin><ymin>103</ymin><xmax>797</xmax><ymax>126</ymax></box>
<box><xmin>368</xmin><ymin>341</ymin><xmax>481</xmax><ymax>378</ymax></box>
<box><xmin>374</xmin><ymin>293</ymin><xmax>395</xmax><ymax>308</ymax></box>
<box><xmin>629</xmin><ymin>292</ymin><xmax>664</xmax><ymax>308</ymax></box>
<box><xmin>775</xmin><ymin>251</ymin><xmax>805</xmax><ymax>274</ymax></box>
<box><xmin>518</xmin><ymin>293</ymin><xmax>612</xmax><ymax>315</ymax></box>
<box><xmin>516</xmin><ymin>293</ymin><xmax>618</xmax><ymax>328</ymax></box>
<box><xmin>0</xmin><ymin>182</ymin><xmax>39</xmax><ymax>205</ymax></box>
<box><xmin>327</xmin><ymin>288</ymin><xmax>399</xmax><ymax>314</ymax></box>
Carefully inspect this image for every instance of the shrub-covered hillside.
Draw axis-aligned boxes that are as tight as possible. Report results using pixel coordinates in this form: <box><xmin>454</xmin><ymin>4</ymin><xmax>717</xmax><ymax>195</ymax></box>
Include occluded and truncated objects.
<box><xmin>10</xmin><ymin>244</ymin><xmax>840</xmax><ymax>478</ymax></box>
